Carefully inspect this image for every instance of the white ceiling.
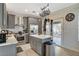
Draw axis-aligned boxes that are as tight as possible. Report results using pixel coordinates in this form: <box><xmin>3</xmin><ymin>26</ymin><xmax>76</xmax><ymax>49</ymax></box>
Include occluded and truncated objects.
<box><xmin>6</xmin><ymin>3</ymin><xmax>76</xmax><ymax>16</ymax></box>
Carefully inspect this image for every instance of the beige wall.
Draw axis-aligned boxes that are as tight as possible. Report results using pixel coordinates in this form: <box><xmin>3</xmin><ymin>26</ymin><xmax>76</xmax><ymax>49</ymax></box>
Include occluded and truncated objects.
<box><xmin>49</xmin><ymin>4</ymin><xmax>79</xmax><ymax>52</ymax></box>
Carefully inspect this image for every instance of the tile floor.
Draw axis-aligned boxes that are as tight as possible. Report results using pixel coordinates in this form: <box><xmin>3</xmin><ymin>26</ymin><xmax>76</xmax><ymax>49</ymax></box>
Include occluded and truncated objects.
<box><xmin>17</xmin><ymin>43</ymin><xmax>79</xmax><ymax>56</ymax></box>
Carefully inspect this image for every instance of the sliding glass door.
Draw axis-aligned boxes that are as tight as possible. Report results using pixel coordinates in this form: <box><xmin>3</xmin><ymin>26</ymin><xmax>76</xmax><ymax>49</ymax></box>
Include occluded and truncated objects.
<box><xmin>53</xmin><ymin>19</ymin><xmax>62</xmax><ymax>46</ymax></box>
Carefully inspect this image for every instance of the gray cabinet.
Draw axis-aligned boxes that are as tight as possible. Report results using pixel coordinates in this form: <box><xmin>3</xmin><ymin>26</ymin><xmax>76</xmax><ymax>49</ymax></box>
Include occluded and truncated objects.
<box><xmin>25</xmin><ymin>33</ymin><xmax>29</xmax><ymax>43</ymax></box>
<box><xmin>29</xmin><ymin>36</ymin><xmax>37</xmax><ymax>51</ymax></box>
<box><xmin>29</xmin><ymin>18</ymin><xmax>38</xmax><ymax>25</ymax></box>
<box><xmin>29</xmin><ymin>36</ymin><xmax>43</xmax><ymax>55</ymax></box>
<box><xmin>0</xmin><ymin>3</ymin><xmax>7</xmax><ymax>28</ymax></box>
<box><xmin>3</xmin><ymin>4</ymin><xmax>7</xmax><ymax>28</ymax></box>
<box><xmin>36</xmin><ymin>40</ymin><xmax>42</xmax><ymax>55</ymax></box>
<box><xmin>23</xmin><ymin>17</ymin><xmax>28</xmax><ymax>29</ymax></box>
<box><xmin>29</xmin><ymin>36</ymin><xmax>51</xmax><ymax>55</ymax></box>
<box><xmin>7</xmin><ymin>14</ymin><xmax>15</xmax><ymax>28</ymax></box>
<box><xmin>0</xmin><ymin>44</ymin><xmax>17</xmax><ymax>56</ymax></box>
<box><xmin>0</xmin><ymin>3</ymin><xmax>2</xmax><ymax>26</ymax></box>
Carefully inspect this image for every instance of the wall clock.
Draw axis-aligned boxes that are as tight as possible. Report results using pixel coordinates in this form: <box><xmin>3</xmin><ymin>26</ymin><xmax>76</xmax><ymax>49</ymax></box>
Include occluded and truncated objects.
<box><xmin>65</xmin><ymin>13</ymin><xmax>75</xmax><ymax>22</ymax></box>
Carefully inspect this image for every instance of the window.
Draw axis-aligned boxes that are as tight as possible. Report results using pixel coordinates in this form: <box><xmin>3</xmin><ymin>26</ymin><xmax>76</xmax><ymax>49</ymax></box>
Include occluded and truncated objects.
<box><xmin>53</xmin><ymin>18</ymin><xmax>63</xmax><ymax>46</ymax></box>
<box><xmin>53</xmin><ymin>22</ymin><xmax>61</xmax><ymax>37</ymax></box>
<box><xmin>30</xmin><ymin>24</ymin><xmax>38</xmax><ymax>34</ymax></box>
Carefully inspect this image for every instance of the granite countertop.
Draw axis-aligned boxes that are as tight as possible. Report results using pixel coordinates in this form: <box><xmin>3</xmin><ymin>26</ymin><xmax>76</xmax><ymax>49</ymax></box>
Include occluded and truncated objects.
<box><xmin>30</xmin><ymin>34</ymin><xmax>52</xmax><ymax>39</ymax></box>
<box><xmin>0</xmin><ymin>34</ymin><xmax>18</xmax><ymax>46</ymax></box>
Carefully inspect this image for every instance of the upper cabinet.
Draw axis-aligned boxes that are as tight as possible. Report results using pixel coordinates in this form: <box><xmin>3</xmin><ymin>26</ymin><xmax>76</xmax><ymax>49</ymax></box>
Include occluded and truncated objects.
<box><xmin>23</xmin><ymin>17</ymin><xmax>28</xmax><ymax>29</ymax></box>
<box><xmin>7</xmin><ymin>15</ymin><xmax>24</xmax><ymax>28</ymax></box>
<box><xmin>7</xmin><ymin>14</ymin><xmax>15</xmax><ymax>28</ymax></box>
<box><xmin>0</xmin><ymin>3</ymin><xmax>7</xmax><ymax>28</ymax></box>
<box><xmin>15</xmin><ymin>16</ymin><xmax>23</xmax><ymax>26</ymax></box>
<box><xmin>29</xmin><ymin>18</ymin><xmax>39</xmax><ymax>25</ymax></box>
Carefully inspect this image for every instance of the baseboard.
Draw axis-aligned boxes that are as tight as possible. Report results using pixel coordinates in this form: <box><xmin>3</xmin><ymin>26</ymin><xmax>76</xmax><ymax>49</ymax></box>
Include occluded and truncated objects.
<box><xmin>54</xmin><ymin>43</ymin><xmax>79</xmax><ymax>53</ymax></box>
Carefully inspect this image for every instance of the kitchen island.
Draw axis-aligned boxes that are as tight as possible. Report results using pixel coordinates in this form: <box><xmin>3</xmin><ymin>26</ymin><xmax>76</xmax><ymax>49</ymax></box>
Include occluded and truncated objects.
<box><xmin>0</xmin><ymin>34</ymin><xmax>18</xmax><ymax>56</ymax></box>
<box><xmin>29</xmin><ymin>34</ymin><xmax>52</xmax><ymax>56</ymax></box>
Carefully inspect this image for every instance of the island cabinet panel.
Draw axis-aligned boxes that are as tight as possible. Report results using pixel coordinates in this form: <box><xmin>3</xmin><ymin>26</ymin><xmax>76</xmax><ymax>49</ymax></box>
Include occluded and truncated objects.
<box><xmin>29</xmin><ymin>36</ymin><xmax>43</xmax><ymax>55</ymax></box>
<box><xmin>36</xmin><ymin>40</ymin><xmax>42</xmax><ymax>55</ymax></box>
<box><xmin>29</xmin><ymin>35</ymin><xmax>51</xmax><ymax>56</ymax></box>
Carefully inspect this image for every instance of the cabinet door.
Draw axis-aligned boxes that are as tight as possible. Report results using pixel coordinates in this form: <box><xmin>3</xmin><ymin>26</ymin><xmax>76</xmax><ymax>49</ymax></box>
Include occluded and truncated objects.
<box><xmin>36</xmin><ymin>41</ymin><xmax>42</xmax><ymax>55</ymax></box>
<box><xmin>2</xmin><ymin>3</ymin><xmax>7</xmax><ymax>28</ymax></box>
<box><xmin>23</xmin><ymin>17</ymin><xmax>28</xmax><ymax>29</ymax></box>
<box><xmin>0</xmin><ymin>3</ymin><xmax>7</xmax><ymax>28</ymax></box>
<box><xmin>7</xmin><ymin>14</ymin><xmax>15</xmax><ymax>28</ymax></box>
<box><xmin>33</xmin><ymin>38</ymin><xmax>37</xmax><ymax>51</ymax></box>
<box><xmin>34</xmin><ymin>38</ymin><xmax>42</xmax><ymax>55</ymax></box>
<box><xmin>0</xmin><ymin>3</ymin><xmax>2</xmax><ymax>26</ymax></box>
<box><xmin>26</xmin><ymin>34</ymin><xmax>29</xmax><ymax>43</ymax></box>
<box><xmin>29</xmin><ymin>36</ymin><xmax>33</xmax><ymax>48</ymax></box>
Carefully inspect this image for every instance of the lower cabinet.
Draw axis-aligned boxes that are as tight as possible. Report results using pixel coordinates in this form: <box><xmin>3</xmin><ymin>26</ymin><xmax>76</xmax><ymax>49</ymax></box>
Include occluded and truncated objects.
<box><xmin>29</xmin><ymin>36</ymin><xmax>51</xmax><ymax>56</ymax></box>
<box><xmin>29</xmin><ymin>36</ymin><xmax>44</xmax><ymax>55</ymax></box>
<box><xmin>0</xmin><ymin>44</ymin><xmax>17</xmax><ymax>56</ymax></box>
<box><xmin>36</xmin><ymin>41</ymin><xmax>42</xmax><ymax>55</ymax></box>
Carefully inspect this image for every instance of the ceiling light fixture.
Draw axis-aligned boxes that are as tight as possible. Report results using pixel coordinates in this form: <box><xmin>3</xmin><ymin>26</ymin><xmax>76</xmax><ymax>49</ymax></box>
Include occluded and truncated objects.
<box><xmin>25</xmin><ymin>9</ymin><xmax>28</xmax><ymax>12</ymax></box>
<box><xmin>36</xmin><ymin>12</ymin><xmax>39</xmax><ymax>15</ymax></box>
<box><xmin>32</xmin><ymin>11</ymin><xmax>39</xmax><ymax>15</ymax></box>
<box><xmin>39</xmin><ymin>3</ymin><xmax>50</xmax><ymax>17</ymax></box>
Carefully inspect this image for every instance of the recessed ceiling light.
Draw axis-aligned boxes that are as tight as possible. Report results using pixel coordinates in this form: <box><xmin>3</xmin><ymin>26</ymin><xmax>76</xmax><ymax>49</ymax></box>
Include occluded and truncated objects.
<box><xmin>36</xmin><ymin>12</ymin><xmax>39</xmax><ymax>15</ymax></box>
<box><xmin>25</xmin><ymin>9</ymin><xmax>28</xmax><ymax>12</ymax></box>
